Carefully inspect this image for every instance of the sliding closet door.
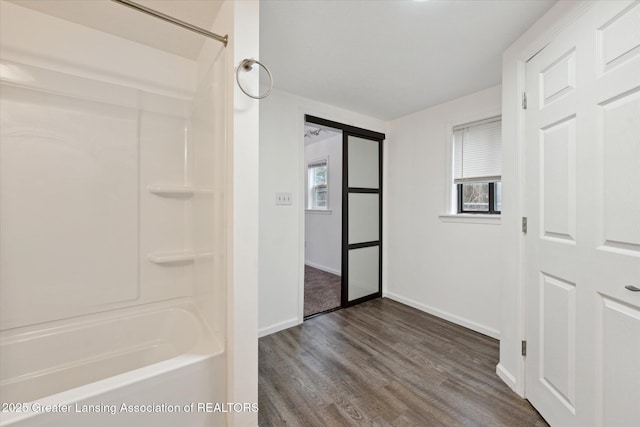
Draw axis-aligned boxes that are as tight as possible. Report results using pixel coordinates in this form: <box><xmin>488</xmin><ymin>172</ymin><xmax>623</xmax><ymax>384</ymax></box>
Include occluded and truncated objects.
<box><xmin>343</xmin><ymin>133</ymin><xmax>382</xmax><ymax>306</ymax></box>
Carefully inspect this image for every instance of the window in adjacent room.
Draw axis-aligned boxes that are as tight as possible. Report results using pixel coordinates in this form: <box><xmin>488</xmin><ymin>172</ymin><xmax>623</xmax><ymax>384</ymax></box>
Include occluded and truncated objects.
<box><xmin>453</xmin><ymin>116</ymin><xmax>501</xmax><ymax>214</ymax></box>
<box><xmin>307</xmin><ymin>158</ymin><xmax>328</xmax><ymax>209</ymax></box>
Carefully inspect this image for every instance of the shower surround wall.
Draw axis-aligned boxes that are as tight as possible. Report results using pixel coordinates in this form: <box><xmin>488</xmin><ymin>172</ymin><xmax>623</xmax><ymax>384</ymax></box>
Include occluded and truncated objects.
<box><xmin>0</xmin><ymin>2</ymin><xmax>228</xmax><ymax>425</ymax></box>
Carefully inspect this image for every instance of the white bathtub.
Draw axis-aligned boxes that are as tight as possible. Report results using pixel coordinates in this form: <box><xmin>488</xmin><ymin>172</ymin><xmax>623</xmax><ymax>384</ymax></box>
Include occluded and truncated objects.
<box><xmin>0</xmin><ymin>299</ymin><xmax>225</xmax><ymax>427</ymax></box>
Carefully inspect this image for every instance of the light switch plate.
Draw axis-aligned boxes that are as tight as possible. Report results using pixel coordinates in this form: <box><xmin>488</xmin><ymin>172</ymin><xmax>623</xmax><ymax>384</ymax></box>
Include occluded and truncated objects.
<box><xmin>276</xmin><ymin>192</ymin><xmax>292</xmax><ymax>205</ymax></box>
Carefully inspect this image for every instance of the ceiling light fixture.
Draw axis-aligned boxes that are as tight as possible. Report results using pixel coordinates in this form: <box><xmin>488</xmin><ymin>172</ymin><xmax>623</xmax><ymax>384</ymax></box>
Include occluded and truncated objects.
<box><xmin>304</xmin><ymin>127</ymin><xmax>322</xmax><ymax>138</ymax></box>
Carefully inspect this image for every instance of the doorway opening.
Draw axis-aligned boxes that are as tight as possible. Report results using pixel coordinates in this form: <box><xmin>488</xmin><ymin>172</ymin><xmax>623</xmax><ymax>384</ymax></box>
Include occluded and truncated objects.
<box><xmin>302</xmin><ymin>115</ymin><xmax>385</xmax><ymax>320</ymax></box>
<box><xmin>303</xmin><ymin>121</ymin><xmax>342</xmax><ymax>318</ymax></box>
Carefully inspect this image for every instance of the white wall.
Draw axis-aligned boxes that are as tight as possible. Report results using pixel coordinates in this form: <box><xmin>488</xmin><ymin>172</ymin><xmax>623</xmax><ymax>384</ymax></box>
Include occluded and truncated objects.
<box><xmin>304</xmin><ymin>135</ymin><xmax>342</xmax><ymax>275</ymax></box>
<box><xmin>385</xmin><ymin>85</ymin><xmax>502</xmax><ymax>339</ymax></box>
<box><xmin>259</xmin><ymin>88</ymin><xmax>384</xmax><ymax>336</ymax></box>
<box><xmin>211</xmin><ymin>1</ymin><xmax>260</xmax><ymax>426</ymax></box>
<box><xmin>260</xmin><ymin>86</ymin><xmax>502</xmax><ymax>339</ymax></box>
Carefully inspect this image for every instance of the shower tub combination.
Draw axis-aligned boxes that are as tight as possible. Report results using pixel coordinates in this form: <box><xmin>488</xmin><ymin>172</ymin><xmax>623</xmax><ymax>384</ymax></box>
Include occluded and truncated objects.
<box><xmin>1</xmin><ymin>301</ymin><xmax>224</xmax><ymax>427</ymax></box>
<box><xmin>0</xmin><ymin>1</ymin><xmax>229</xmax><ymax>426</ymax></box>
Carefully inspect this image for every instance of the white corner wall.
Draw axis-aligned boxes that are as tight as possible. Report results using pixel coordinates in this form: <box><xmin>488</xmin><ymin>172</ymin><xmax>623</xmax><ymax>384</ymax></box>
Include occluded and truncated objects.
<box><xmin>259</xmin><ymin>88</ymin><xmax>384</xmax><ymax>337</ymax></box>
<box><xmin>385</xmin><ymin>85</ymin><xmax>502</xmax><ymax>339</ymax></box>
<box><xmin>211</xmin><ymin>1</ymin><xmax>260</xmax><ymax>426</ymax></box>
<box><xmin>304</xmin><ymin>135</ymin><xmax>342</xmax><ymax>275</ymax></box>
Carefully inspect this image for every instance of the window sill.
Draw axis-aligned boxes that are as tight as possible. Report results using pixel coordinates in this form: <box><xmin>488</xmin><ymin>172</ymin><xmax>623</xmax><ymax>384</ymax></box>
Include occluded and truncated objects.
<box><xmin>305</xmin><ymin>209</ymin><xmax>332</xmax><ymax>215</ymax></box>
<box><xmin>438</xmin><ymin>213</ymin><xmax>501</xmax><ymax>225</ymax></box>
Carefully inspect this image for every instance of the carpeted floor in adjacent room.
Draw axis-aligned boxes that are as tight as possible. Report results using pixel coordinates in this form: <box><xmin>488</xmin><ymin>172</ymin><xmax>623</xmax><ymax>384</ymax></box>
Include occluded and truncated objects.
<box><xmin>304</xmin><ymin>265</ymin><xmax>341</xmax><ymax>317</ymax></box>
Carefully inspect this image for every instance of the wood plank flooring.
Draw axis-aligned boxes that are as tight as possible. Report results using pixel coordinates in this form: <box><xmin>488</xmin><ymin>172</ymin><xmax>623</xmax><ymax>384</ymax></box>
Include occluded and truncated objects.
<box><xmin>258</xmin><ymin>298</ymin><xmax>548</xmax><ymax>426</ymax></box>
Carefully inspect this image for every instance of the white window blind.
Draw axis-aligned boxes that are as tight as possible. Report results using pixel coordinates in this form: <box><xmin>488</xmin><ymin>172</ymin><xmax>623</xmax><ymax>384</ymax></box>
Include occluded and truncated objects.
<box><xmin>308</xmin><ymin>160</ymin><xmax>327</xmax><ymax>170</ymax></box>
<box><xmin>453</xmin><ymin>116</ymin><xmax>501</xmax><ymax>184</ymax></box>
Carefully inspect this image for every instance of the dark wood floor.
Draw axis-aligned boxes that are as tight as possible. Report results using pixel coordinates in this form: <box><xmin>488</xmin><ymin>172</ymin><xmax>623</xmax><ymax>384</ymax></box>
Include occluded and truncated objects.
<box><xmin>258</xmin><ymin>298</ymin><xmax>548</xmax><ymax>427</ymax></box>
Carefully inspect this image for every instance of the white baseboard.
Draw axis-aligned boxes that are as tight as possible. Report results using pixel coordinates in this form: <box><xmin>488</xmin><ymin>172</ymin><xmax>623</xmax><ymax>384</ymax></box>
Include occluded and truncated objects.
<box><xmin>304</xmin><ymin>261</ymin><xmax>341</xmax><ymax>276</ymax></box>
<box><xmin>258</xmin><ymin>317</ymin><xmax>300</xmax><ymax>338</ymax></box>
<box><xmin>384</xmin><ymin>291</ymin><xmax>500</xmax><ymax>340</ymax></box>
<box><xmin>496</xmin><ymin>363</ymin><xmax>518</xmax><ymax>393</ymax></box>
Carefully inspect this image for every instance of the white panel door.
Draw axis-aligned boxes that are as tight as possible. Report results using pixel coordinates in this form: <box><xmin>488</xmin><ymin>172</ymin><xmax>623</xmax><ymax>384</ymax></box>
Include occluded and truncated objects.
<box><xmin>524</xmin><ymin>1</ymin><xmax>640</xmax><ymax>426</ymax></box>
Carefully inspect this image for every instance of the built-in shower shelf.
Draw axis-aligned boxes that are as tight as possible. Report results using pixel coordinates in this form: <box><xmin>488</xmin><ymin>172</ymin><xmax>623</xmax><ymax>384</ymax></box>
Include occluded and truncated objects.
<box><xmin>148</xmin><ymin>252</ymin><xmax>196</xmax><ymax>265</ymax></box>
<box><xmin>147</xmin><ymin>185</ymin><xmax>214</xmax><ymax>198</ymax></box>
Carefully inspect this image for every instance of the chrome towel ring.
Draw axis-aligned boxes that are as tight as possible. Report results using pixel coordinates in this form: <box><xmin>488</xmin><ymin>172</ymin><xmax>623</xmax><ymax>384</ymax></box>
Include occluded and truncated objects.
<box><xmin>235</xmin><ymin>58</ymin><xmax>273</xmax><ymax>100</ymax></box>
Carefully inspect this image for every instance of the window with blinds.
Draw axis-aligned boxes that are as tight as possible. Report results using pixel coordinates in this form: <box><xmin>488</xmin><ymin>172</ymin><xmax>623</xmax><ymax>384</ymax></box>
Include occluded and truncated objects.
<box><xmin>307</xmin><ymin>159</ymin><xmax>328</xmax><ymax>209</ymax></box>
<box><xmin>452</xmin><ymin>116</ymin><xmax>502</xmax><ymax>214</ymax></box>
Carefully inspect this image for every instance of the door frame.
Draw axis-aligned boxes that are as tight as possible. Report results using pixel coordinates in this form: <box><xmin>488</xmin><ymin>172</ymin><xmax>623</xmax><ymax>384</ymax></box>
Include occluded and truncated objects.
<box><xmin>500</xmin><ymin>1</ymin><xmax>594</xmax><ymax>397</ymax></box>
<box><xmin>303</xmin><ymin>115</ymin><xmax>385</xmax><ymax>312</ymax></box>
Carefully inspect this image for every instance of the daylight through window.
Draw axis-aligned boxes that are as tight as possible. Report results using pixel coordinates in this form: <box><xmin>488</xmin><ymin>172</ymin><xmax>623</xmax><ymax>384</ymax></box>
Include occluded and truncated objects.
<box><xmin>307</xmin><ymin>159</ymin><xmax>328</xmax><ymax>209</ymax></box>
<box><xmin>453</xmin><ymin>116</ymin><xmax>501</xmax><ymax>214</ymax></box>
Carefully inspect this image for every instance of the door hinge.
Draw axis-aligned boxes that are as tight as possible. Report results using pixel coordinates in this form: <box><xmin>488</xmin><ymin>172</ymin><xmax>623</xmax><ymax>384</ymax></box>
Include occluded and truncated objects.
<box><xmin>522</xmin><ymin>217</ymin><xmax>528</xmax><ymax>234</ymax></box>
<box><xmin>522</xmin><ymin>340</ymin><xmax>527</xmax><ymax>356</ymax></box>
<box><xmin>522</xmin><ymin>92</ymin><xmax>528</xmax><ymax>110</ymax></box>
